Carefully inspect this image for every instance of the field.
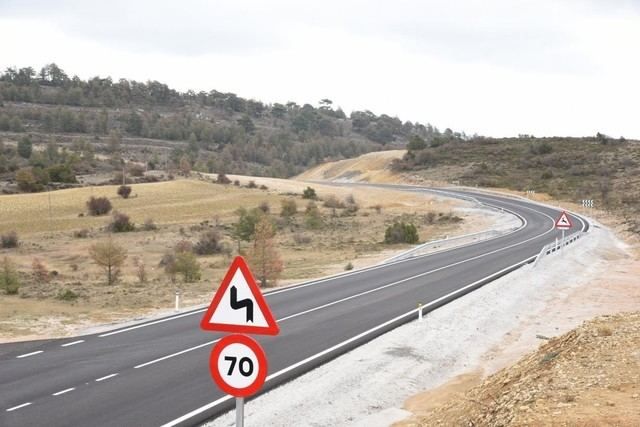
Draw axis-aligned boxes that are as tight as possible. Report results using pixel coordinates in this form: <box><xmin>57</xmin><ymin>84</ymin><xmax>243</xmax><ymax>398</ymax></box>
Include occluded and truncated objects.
<box><xmin>0</xmin><ymin>176</ymin><xmax>489</xmax><ymax>340</ymax></box>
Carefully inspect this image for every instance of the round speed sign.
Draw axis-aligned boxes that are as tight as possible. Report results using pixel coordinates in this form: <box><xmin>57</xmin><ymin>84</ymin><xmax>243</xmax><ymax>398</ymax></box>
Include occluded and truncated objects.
<box><xmin>209</xmin><ymin>334</ymin><xmax>268</xmax><ymax>397</ymax></box>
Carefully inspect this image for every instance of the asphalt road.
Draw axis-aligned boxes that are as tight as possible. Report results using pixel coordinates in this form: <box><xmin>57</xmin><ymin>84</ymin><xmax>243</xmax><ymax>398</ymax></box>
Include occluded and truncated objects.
<box><xmin>0</xmin><ymin>186</ymin><xmax>587</xmax><ymax>427</ymax></box>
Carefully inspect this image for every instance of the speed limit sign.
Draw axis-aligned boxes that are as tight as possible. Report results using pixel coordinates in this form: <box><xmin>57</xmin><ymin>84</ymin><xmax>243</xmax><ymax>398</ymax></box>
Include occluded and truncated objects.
<box><xmin>209</xmin><ymin>334</ymin><xmax>268</xmax><ymax>397</ymax></box>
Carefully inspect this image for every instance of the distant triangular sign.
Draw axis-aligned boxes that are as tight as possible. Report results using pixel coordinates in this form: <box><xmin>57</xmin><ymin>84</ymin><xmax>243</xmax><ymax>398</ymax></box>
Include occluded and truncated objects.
<box><xmin>554</xmin><ymin>211</ymin><xmax>573</xmax><ymax>230</ymax></box>
<box><xmin>200</xmin><ymin>256</ymin><xmax>279</xmax><ymax>336</ymax></box>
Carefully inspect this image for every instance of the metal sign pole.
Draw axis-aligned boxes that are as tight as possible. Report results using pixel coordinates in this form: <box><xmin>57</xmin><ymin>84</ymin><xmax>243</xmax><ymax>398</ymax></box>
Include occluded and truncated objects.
<box><xmin>561</xmin><ymin>229</ymin><xmax>565</xmax><ymax>252</ymax></box>
<box><xmin>236</xmin><ymin>397</ymin><xmax>244</xmax><ymax>427</ymax></box>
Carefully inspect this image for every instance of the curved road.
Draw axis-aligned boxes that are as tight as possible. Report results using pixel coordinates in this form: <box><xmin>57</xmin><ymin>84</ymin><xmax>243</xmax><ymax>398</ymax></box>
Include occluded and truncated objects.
<box><xmin>0</xmin><ymin>186</ymin><xmax>587</xmax><ymax>427</ymax></box>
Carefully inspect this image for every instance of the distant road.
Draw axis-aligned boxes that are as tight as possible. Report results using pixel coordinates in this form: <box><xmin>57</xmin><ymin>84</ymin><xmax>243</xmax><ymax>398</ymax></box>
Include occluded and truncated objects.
<box><xmin>0</xmin><ymin>185</ymin><xmax>587</xmax><ymax>427</ymax></box>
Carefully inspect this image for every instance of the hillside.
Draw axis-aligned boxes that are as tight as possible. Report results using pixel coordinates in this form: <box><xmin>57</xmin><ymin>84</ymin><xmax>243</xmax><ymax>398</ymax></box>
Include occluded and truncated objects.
<box><xmin>0</xmin><ymin>64</ymin><xmax>454</xmax><ymax>184</ymax></box>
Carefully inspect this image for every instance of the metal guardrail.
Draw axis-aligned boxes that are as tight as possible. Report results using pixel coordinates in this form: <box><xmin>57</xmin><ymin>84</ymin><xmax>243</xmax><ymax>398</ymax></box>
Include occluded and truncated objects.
<box><xmin>533</xmin><ymin>230</ymin><xmax>584</xmax><ymax>267</ymax></box>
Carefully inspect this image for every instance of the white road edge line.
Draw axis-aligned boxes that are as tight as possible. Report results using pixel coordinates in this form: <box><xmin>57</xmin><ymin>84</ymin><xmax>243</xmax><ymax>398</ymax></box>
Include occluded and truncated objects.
<box><xmin>6</xmin><ymin>402</ymin><xmax>32</xmax><ymax>412</ymax></box>
<box><xmin>52</xmin><ymin>388</ymin><xmax>75</xmax><ymax>396</ymax></box>
<box><xmin>95</xmin><ymin>373</ymin><xmax>118</xmax><ymax>382</ymax></box>
<box><xmin>159</xmin><ymin>256</ymin><xmax>540</xmax><ymax>427</ymax></box>
<box><xmin>138</xmin><ymin>213</ymin><xmax>556</xmax><ymax>372</ymax></box>
<box><xmin>16</xmin><ymin>351</ymin><xmax>43</xmax><ymax>359</ymax></box>
<box><xmin>61</xmin><ymin>340</ymin><xmax>84</xmax><ymax>347</ymax></box>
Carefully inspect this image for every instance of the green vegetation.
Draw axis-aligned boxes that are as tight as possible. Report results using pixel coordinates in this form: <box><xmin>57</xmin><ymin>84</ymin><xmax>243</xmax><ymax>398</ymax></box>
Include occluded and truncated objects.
<box><xmin>384</xmin><ymin>222</ymin><xmax>419</xmax><ymax>244</ymax></box>
<box><xmin>0</xmin><ymin>257</ymin><xmax>20</xmax><ymax>294</ymax></box>
<box><xmin>393</xmin><ymin>135</ymin><xmax>640</xmax><ymax>233</ymax></box>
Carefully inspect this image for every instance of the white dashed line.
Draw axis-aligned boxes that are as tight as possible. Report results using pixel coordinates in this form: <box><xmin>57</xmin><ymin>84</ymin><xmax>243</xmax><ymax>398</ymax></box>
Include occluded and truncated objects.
<box><xmin>52</xmin><ymin>388</ymin><xmax>75</xmax><ymax>396</ymax></box>
<box><xmin>95</xmin><ymin>373</ymin><xmax>118</xmax><ymax>382</ymax></box>
<box><xmin>16</xmin><ymin>351</ymin><xmax>43</xmax><ymax>359</ymax></box>
<box><xmin>134</xmin><ymin>339</ymin><xmax>219</xmax><ymax>369</ymax></box>
<box><xmin>6</xmin><ymin>402</ymin><xmax>32</xmax><ymax>412</ymax></box>
<box><xmin>61</xmin><ymin>340</ymin><xmax>84</xmax><ymax>347</ymax></box>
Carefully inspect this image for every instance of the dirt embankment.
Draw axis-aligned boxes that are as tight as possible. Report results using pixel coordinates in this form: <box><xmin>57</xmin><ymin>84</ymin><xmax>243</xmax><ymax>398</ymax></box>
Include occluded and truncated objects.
<box><xmin>401</xmin><ymin>313</ymin><xmax>640</xmax><ymax>427</ymax></box>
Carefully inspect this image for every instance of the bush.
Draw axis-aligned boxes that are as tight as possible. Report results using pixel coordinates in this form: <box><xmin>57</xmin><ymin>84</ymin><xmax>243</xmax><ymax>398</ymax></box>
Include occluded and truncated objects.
<box><xmin>247</xmin><ymin>180</ymin><xmax>257</xmax><ymax>189</ymax></box>
<box><xmin>0</xmin><ymin>257</ymin><xmax>20</xmax><ymax>294</ymax></box>
<box><xmin>142</xmin><ymin>218</ymin><xmax>158</xmax><ymax>231</ymax></box>
<box><xmin>304</xmin><ymin>202</ymin><xmax>323</xmax><ymax>229</ymax></box>
<box><xmin>323</xmin><ymin>195</ymin><xmax>345</xmax><ymax>209</ymax></box>
<box><xmin>259</xmin><ymin>185</ymin><xmax>268</xmax><ymax>190</ymax></box>
<box><xmin>194</xmin><ymin>230</ymin><xmax>223</xmax><ymax>255</ymax></box>
<box><xmin>280</xmin><ymin>199</ymin><xmax>298</xmax><ymax>217</ymax></box>
<box><xmin>1</xmin><ymin>231</ymin><xmax>18</xmax><ymax>248</ymax></box>
<box><xmin>345</xmin><ymin>262</ymin><xmax>354</xmax><ymax>271</ymax></box>
<box><xmin>128</xmin><ymin>164</ymin><xmax>145</xmax><ymax>177</ymax></box>
<box><xmin>258</xmin><ymin>201</ymin><xmax>270</xmax><ymax>214</ymax></box>
<box><xmin>117</xmin><ymin>185</ymin><xmax>132</xmax><ymax>199</ymax></box>
<box><xmin>87</xmin><ymin>196</ymin><xmax>112</xmax><ymax>216</ymax></box>
<box><xmin>174</xmin><ymin>240</ymin><xmax>193</xmax><ymax>254</ymax></box>
<box><xmin>217</xmin><ymin>173</ymin><xmax>231</xmax><ymax>184</ymax></box>
<box><xmin>233</xmin><ymin>180</ymin><xmax>240</xmax><ymax>186</ymax></box>
<box><xmin>384</xmin><ymin>222</ymin><xmax>419</xmax><ymax>244</ymax></box>
<box><xmin>73</xmin><ymin>229</ymin><xmax>90</xmax><ymax>238</ymax></box>
<box><xmin>292</xmin><ymin>233</ymin><xmax>312</xmax><ymax>245</ymax></box>
<box><xmin>302</xmin><ymin>186</ymin><xmax>317</xmax><ymax>200</ymax></box>
<box><xmin>108</xmin><ymin>211</ymin><xmax>135</xmax><ymax>232</ymax></box>
<box><xmin>174</xmin><ymin>251</ymin><xmax>201</xmax><ymax>282</ymax></box>
<box><xmin>32</xmin><ymin>258</ymin><xmax>50</xmax><ymax>284</ymax></box>
<box><xmin>57</xmin><ymin>289</ymin><xmax>78</xmax><ymax>301</ymax></box>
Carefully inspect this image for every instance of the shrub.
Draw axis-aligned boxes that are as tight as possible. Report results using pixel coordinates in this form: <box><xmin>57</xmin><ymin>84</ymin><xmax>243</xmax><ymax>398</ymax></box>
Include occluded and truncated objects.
<box><xmin>32</xmin><ymin>258</ymin><xmax>50</xmax><ymax>284</ymax></box>
<box><xmin>292</xmin><ymin>233</ymin><xmax>312</xmax><ymax>245</ymax></box>
<box><xmin>304</xmin><ymin>202</ymin><xmax>323</xmax><ymax>229</ymax></box>
<box><xmin>323</xmin><ymin>195</ymin><xmax>345</xmax><ymax>209</ymax></box>
<box><xmin>108</xmin><ymin>211</ymin><xmax>135</xmax><ymax>232</ymax></box>
<box><xmin>174</xmin><ymin>251</ymin><xmax>201</xmax><ymax>282</ymax></box>
<box><xmin>0</xmin><ymin>257</ymin><xmax>20</xmax><ymax>294</ymax></box>
<box><xmin>174</xmin><ymin>240</ymin><xmax>193</xmax><ymax>254</ymax></box>
<box><xmin>280</xmin><ymin>199</ymin><xmax>298</xmax><ymax>217</ymax></box>
<box><xmin>142</xmin><ymin>218</ymin><xmax>158</xmax><ymax>231</ymax></box>
<box><xmin>345</xmin><ymin>262</ymin><xmax>354</xmax><ymax>271</ymax></box>
<box><xmin>57</xmin><ymin>289</ymin><xmax>78</xmax><ymax>301</ymax></box>
<box><xmin>87</xmin><ymin>196</ymin><xmax>112</xmax><ymax>216</ymax></box>
<box><xmin>233</xmin><ymin>180</ymin><xmax>240</xmax><ymax>186</ymax></box>
<box><xmin>117</xmin><ymin>185</ymin><xmax>132</xmax><ymax>199</ymax></box>
<box><xmin>1</xmin><ymin>231</ymin><xmax>18</xmax><ymax>248</ymax></box>
<box><xmin>217</xmin><ymin>173</ymin><xmax>231</xmax><ymax>184</ymax></box>
<box><xmin>128</xmin><ymin>164</ymin><xmax>145</xmax><ymax>177</ymax></box>
<box><xmin>259</xmin><ymin>185</ymin><xmax>268</xmax><ymax>190</ymax></box>
<box><xmin>425</xmin><ymin>212</ymin><xmax>436</xmax><ymax>224</ymax></box>
<box><xmin>247</xmin><ymin>180</ymin><xmax>257</xmax><ymax>189</ymax></box>
<box><xmin>194</xmin><ymin>230</ymin><xmax>223</xmax><ymax>255</ymax></box>
<box><xmin>302</xmin><ymin>186</ymin><xmax>317</xmax><ymax>200</ymax></box>
<box><xmin>73</xmin><ymin>229</ymin><xmax>90</xmax><ymax>238</ymax></box>
<box><xmin>384</xmin><ymin>222</ymin><xmax>419</xmax><ymax>244</ymax></box>
<box><xmin>258</xmin><ymin>201</ymin><xmax>270</xmax><ymax>214</ymax></box>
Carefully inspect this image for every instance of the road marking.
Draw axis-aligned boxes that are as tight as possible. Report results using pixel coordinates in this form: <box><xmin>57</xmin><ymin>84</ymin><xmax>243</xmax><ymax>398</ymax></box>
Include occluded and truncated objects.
<box><xmin>61</xmin><ymin>340</ymin><xmax>84</xmax><ymax>347</ymax></box>
<box><xmin>134</xmin><ymin>339</ymin><xmax>220</xmax><ymax>369</ymax></box>
<box><xmin>16</xmin><ymin>350</ymin><xmax>43</xmax><ymax>359</ymax></box>
<box><xmin>95</xmin><ymin>373</ymin><xmax>118</xmax><ymax>382</ymax></box>
<box><xmin>98</xmin><ymin>310</ymin><xmax>207</xmax><ymax>337</ymax></box>
<box><xmin>160</xmin><ymin>254</ymin><xmax>540</xmax><ymax>427</ymax></box>
<box><xmin>6</xmin><ymin>402</ymin><xmax>32</xmax><ymax>412</ymax></box>
<box><xmin>52</xmin><ymin>388</ymin><xmax>75</xmax><ymax>396</ymax></box>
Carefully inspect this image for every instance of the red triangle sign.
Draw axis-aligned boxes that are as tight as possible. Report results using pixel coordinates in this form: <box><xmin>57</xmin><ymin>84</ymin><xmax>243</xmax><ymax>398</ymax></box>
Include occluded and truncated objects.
<box><xmin>200</xmin><ymin>256</ymin><xmax>279</xmax><ymax>336</ymax></box>
<box><xmin>554</xmin><ymin>211</ymin><xmax>573</xmax><ymax>230</ymax></box>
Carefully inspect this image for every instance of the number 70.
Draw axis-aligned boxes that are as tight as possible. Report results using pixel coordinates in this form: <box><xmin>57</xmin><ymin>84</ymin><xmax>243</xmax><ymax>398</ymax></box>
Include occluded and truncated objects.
<box><xmin>224</xmin><ymin>356</ymin><xmax>254</xmax><ymax>377</ymax></box>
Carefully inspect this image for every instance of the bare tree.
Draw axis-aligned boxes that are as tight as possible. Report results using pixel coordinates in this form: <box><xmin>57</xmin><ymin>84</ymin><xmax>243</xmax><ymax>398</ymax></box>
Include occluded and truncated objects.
<box><xmin>247</xmin><ymin>216</ymin><xmax>283</xmax><ymax>287</ymax></box>
<box><xmin>89</xmin><ymin>237</ymin><xmax>128</xmax><ymax>285</ymax></box>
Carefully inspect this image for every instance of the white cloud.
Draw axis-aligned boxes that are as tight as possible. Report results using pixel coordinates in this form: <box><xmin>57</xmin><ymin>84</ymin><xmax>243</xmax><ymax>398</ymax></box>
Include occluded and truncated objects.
<box><xmin>0</xmin><ymin>0</ymin><xmax>639</xmax><ymax>138</ymax></box>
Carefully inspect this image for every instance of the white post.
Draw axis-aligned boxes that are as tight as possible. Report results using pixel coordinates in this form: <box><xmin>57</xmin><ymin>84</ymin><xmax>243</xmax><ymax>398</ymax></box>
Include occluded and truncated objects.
<box><xmin>555</xmin><ymin>237</ymin><xmax>558</xmax><ymax>252</ymax></box>
<box><xmin>236</xmin><ymin>397</ymin><xmax>244</xmax><ymax>427</ymax></box>
<box><xmin>561</xmin><ymin>229</ymin><xmax>565</xmax><ymax>252</ymax></box>
<box><xmin>418</xmin><ymin>303</ymin><xmax>423</xmax><ymax>322</ymax></box>
<box><xmin>175</xmin><ymin>290</ymin><xmax>180</xmax><ymax>311</ymax></box>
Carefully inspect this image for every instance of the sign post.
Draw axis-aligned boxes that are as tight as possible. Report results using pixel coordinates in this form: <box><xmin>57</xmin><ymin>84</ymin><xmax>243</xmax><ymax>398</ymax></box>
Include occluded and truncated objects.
<box><xmin>554</xmin><ymin>211</ymin><xmax>573</xmax><ymax>252</ymax></box>
<box><xmin>200</xmin><ymin>256</ymin><xmax>279</xmax><ymax>427</ymax></box>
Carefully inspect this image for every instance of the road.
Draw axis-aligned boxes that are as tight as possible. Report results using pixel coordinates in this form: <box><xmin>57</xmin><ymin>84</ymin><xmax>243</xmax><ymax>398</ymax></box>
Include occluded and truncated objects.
<box><xmin>0</xmin><ymin>187</ymin><xmax>587</xmax><ymax>427</ymax></box>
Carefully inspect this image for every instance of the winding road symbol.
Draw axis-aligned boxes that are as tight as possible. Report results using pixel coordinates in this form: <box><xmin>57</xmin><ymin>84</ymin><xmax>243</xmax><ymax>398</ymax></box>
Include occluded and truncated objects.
<box><xmin>230</xmin><ymin>286</ymin><xmax>254</xmax><ymax>323</ymax></box>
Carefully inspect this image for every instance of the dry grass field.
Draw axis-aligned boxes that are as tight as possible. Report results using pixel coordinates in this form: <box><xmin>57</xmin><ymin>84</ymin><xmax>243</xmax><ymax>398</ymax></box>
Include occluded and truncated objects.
<box><xmin>0</xmin><ymin>176</ymin><xmax>489</xmax><ymax>341</ymax></box>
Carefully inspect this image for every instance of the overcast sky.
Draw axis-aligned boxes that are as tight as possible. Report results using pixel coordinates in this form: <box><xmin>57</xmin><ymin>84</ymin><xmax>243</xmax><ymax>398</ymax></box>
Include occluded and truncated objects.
<box><xmin>1</xmin><ymin>0</ymin><xmax>639</xmax><ymax>138</ymax></box>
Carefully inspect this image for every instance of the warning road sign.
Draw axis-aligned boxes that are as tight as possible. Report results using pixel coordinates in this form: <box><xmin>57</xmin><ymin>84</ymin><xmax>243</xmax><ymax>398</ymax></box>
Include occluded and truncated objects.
<box><xmin>555</xmin><ymin>211</ymin><xmax>573</xmax><ymax>230</ymax></box>
<box><xmin>209</xmin><ymin>334</ymin><xmax>268</xmax><ymax>397</ymax></box>
<box><xmin>200</xmin><ymin>256</ymin><xmax>279</xmax><ymax>336</ymax></box>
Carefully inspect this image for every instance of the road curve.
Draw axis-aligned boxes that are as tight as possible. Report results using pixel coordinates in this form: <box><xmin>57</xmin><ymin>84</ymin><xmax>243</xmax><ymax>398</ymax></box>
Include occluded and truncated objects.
<box><xmin>0</xmin><ymin>186</ymin><xmax>587</xmax><ymax>427</ymax></box>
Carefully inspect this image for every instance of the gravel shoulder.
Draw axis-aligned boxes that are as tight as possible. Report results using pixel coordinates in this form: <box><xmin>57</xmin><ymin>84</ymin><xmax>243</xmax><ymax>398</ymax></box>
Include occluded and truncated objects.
<box><xmin>203</xmin><ymin>221</ymin><xmax>639</xmax><ymax>427</ymax></box>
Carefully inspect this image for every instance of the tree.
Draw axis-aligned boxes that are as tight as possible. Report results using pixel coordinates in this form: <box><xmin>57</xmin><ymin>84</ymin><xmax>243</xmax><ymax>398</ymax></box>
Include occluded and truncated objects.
<box><xmin>233</xmin><ymin>208</ymin><xmax>262</xmax><ymax>242</ymax></box>
<box><xmin>89</xmin><ymin>237</ymin><xmax>128</xmax><ymax>285</ymax></box>
<box><xmin>179</xmin><ymin>155</ymin><xmax>191</xmax><ymax>176</ymax></box>
<box><xmin>173</xmin><ymin>251</ymin><xmax>201</xmax><ymax>282</ymax></box>
<box><xmin>0</xmin><ymin>257</ymin><xmax>20</xmax><ymax>294</ymax></box>
<box><xmin>17</xmin><ymin>136</ymin><xmax>32</xmax><ymax>159</ymax></box>
<box><xmin>407</xmin><ymin>135</ymin><xmax>426</xmax><ymax>151</ymax></box>
<box><xmin>247</xmin><ymin>216</ymin><xmax>283</xmax><ymax>287</ymax></box>
<box><xmin>384</xmin><ymin>222</ymin><xmax>419</xmax><ymax>244</ymax></box>
<box><xmin>302</xmin><ymin>186</ymin><xmax>317</xmax><ymax>200</ymax></box>
<box><xmin>280</xmin><ymin>199</ymin><xmax>297</xmax><ymax>217</ymax></box>
<box><xmin>16</xmin><ymin>168</ymin><xmax>39</xmax><ymax>192</ymax></box>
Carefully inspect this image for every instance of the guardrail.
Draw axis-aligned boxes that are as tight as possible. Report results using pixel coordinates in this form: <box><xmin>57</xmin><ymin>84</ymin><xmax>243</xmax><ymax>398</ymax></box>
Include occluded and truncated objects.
<box><xmin>533</xmin><ymin>230</ymin><xmax>584</xmax><ymax>267</ymax></box>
